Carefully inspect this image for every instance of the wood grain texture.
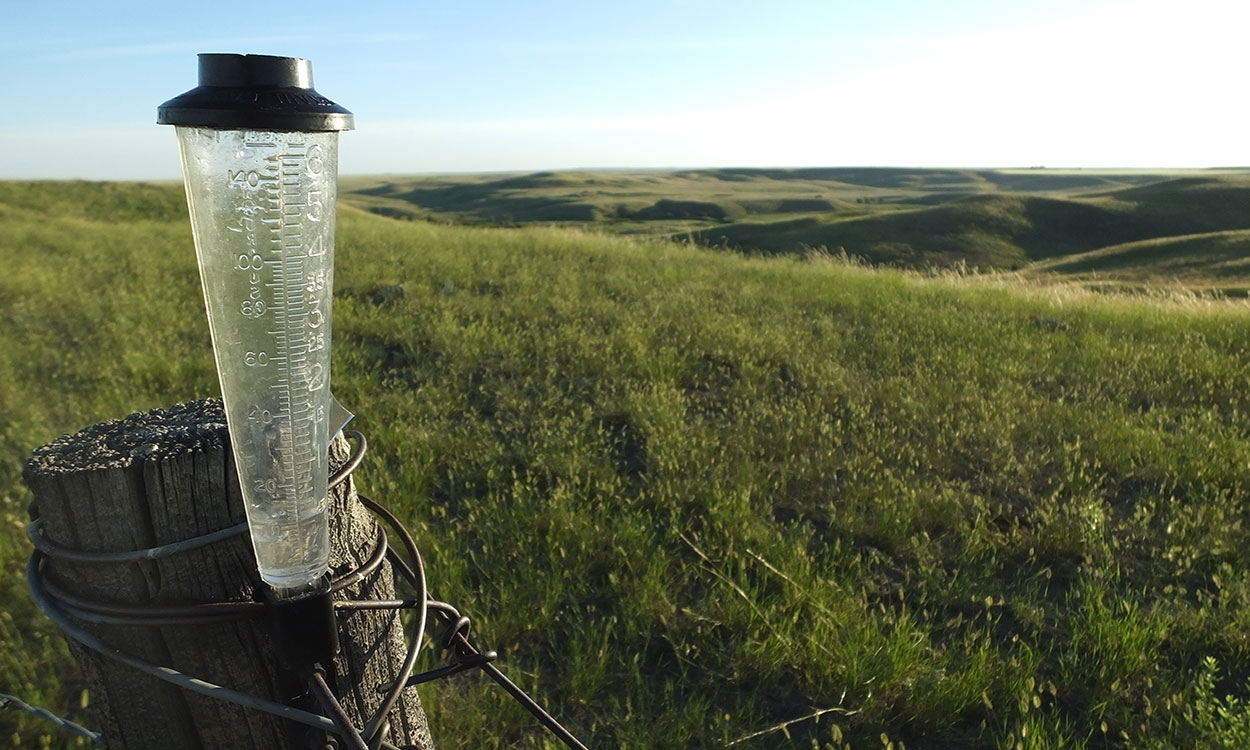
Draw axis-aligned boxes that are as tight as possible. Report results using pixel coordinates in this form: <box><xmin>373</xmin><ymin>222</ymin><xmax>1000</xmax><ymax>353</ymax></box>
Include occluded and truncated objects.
<box><xmin>24</xmin><ymin>399</ymin><xmax>433</xmax><ymax>750</ymax></box>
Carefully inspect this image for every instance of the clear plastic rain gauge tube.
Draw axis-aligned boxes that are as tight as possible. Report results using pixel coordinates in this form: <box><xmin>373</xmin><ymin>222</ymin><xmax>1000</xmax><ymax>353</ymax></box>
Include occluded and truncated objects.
<box><xmin>159</xmin><ymin>54</ymin><xmax>353</xmax><ymax>596</ymax></box>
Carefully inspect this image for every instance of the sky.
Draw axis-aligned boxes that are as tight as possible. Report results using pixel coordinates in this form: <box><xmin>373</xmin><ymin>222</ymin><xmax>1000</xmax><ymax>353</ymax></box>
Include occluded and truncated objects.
<box><xmin>3</xmin><ymin>0</ymin><xmax>1249</xmax><ymax>179</ymax></box>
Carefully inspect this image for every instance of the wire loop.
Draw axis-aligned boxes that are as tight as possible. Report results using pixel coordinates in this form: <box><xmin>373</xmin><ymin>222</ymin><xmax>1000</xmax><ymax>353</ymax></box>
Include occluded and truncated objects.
<box><xmin>24</xmin><ymin>428</ymin><xmax>588</xmax><ymax>750</ymax></box>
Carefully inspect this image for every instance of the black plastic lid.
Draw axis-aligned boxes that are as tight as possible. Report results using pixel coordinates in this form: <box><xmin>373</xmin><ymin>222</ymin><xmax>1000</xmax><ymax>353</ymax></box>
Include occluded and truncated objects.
<box><xmin>158</xmin><ymin>54</ymin><xmax>354</xmax><ymax>132</ymax></box>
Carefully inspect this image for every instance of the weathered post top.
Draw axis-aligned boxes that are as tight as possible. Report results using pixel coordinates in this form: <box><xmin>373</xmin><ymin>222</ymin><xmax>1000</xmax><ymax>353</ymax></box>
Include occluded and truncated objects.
<box><xmin>24</xmin><ymin>399</ymin><xmax>433</xmax><ymax>750</ymax></box>
<box><xmin>26</xmin><ymin>399</ymin><xmax>228</xmax><ymax>474</ymax></box>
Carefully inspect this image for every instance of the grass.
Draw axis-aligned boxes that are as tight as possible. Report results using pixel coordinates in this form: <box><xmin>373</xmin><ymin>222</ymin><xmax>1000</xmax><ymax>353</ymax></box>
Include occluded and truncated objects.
<box><xmin>339</xmin><ymin>167</ymin><xmax>1187</xmax><ymax>241</ymax></box>
<box><xmin>686</xmin><ymin>176</ymin><xmax>1250</xmax><ymax>277</ymax></box>
<box><xmin>3</xmin><ymin>181</ymin><xmax>1250</xmax><ymax>748</ymax></box>
<box><xmin>1028</xmin><ymin>230</ymin><xmax>1250</xmax><ymax>287</ymax></box>
<box><xmin>342</xmin><ymin>168</ymin><xmax>1250</xmax><ymax>293</ymax></box>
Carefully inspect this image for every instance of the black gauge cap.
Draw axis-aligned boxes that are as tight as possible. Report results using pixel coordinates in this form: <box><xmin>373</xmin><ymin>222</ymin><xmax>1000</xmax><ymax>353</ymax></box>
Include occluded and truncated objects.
<box><xmin>158</xmin><ymin>54</ymin><xmax>354</xmax><ymax>132</ymax></box>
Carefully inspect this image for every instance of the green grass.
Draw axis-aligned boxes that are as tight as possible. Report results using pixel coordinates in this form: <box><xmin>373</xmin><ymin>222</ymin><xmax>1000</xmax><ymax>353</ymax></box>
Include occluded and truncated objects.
<box><xmin>686</xmin><ymin>175</ymin><xmax>1250</xmax><ymax>277</ymax></box>
<box><xmin>1028</xmin><ymin>230</ymin><xmax>1250</xmax><ymax>287</ymax></box>
<box><xmin>342</xmin><ymin>168</ymin><xmax>1250</xmax><ymax>292</ymax></box>
<box><xmin>339</xmin><ymin>167</ymin><xmax>1182</xmax><ymax>238</ymax></box>
<box><xmin>4</xmin><ymin>181</ymin><xmax>1250</xmax><ymax>748</ymax></box>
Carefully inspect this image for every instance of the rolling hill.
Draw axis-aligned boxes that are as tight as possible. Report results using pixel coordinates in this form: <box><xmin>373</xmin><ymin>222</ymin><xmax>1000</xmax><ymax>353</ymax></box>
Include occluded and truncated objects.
<box><xmin>340</xmin><ymin>167</ymin><xmax>1175</xmax><ymax>233</ymax></box>
<box><xmin>684</xmin><ymin>174</ymin><xmax>1250</xmax><ymax>281</ymax></box>
<box><xmin>343</xmin><ymin>168</ymin><xmax>1250</xmax><ymax>291</ymax></box>
<box><xmin>1029</xmin><ymin>230</ymin><xmax>1250</xmax><ymax>286</ymax></box>
<box><xmin>5</xmin><ymin>179</ymin><xmax>1250</xmax><ymax>748</ymax></box>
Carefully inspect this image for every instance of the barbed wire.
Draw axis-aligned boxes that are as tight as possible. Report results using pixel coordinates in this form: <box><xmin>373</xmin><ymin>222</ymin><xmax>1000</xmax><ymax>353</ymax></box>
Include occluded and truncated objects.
<box><xmin>21</xmin><ymin>429</ymin><xmax>589</xmax><ymax>750</ymax></box>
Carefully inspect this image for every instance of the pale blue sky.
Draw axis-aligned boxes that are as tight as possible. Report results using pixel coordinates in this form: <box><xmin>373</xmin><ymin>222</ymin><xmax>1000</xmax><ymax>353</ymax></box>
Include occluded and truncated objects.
<box><xmin>3</xmin><ymin>0</ymin><xmax>1248</xmax><ymax>178</ymax></box>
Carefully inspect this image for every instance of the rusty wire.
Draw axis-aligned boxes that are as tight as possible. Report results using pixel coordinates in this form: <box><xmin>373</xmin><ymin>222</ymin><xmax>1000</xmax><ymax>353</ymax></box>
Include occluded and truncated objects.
<box><xmin>24</xmin><ymin>429</ymin><xmax>589</xmax><ymax>750</ymax></box>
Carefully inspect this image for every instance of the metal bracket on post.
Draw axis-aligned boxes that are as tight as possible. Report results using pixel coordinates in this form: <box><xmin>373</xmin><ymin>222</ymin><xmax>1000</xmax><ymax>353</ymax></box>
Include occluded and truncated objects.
<box><xmin>265</xmin><ymin>576</ymin><xmax>340</xmax><ymax>674</ymax></box>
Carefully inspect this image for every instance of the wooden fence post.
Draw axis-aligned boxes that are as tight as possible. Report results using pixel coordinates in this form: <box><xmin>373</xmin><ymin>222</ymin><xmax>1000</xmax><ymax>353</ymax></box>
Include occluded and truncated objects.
<box><xmin>22</xmin><ymin>399</ymin><xmax>434</xmax><ymax>749</ymax></box>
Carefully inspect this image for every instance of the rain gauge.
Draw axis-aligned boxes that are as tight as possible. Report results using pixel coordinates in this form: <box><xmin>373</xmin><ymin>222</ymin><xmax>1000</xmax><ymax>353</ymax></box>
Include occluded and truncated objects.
<box><xmin>158</xmin><ymin>54</ymin><xmax>353</xmax><ymax>604</ymax></box>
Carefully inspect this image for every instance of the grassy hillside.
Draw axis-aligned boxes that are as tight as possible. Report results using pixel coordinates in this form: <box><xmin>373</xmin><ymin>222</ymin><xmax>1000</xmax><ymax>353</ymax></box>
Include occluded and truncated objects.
<box><xmin>343</xmin><ymin>168</ymin><xmax>1250</xmax><ymax>290</ymax></box>
<box><xmin>343</xmin><ymin>169</ymin><xmax>870</xmax><ymax>232</ymax></box>
<box><xmin>688</xmin><ymin>176</ymin><xmax>1250</xmax><ymax>276</ymax></box>
<box><xmin>1028</xmin><ymin>230</ymin><xmax>1250</xmax><ymax>290</ymax></box>
<box><xmin>686</xmin><ymin>194</ymin><xmax>1127</xmax><ymax>268</ymax></box>
<box><xmin>340</xmin><ymin>167</ymin><xmax>1185</xmax><ymax>239</ymax></box>
<box><xmin>4</xmin><ymin>182</ymin><xmax>1250</xmax><ymax>749</ymax></box>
